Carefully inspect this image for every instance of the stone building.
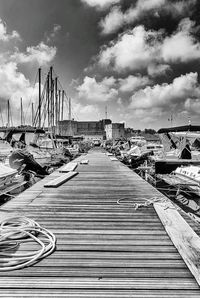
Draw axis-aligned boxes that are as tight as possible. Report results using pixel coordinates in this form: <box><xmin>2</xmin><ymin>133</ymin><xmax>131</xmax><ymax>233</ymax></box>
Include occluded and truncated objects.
<box><xmin>105</xmin><ymin>122</ymin><xmax>125</xmax><ymax>140</ymax></box>
<box><xmin>58</xmin><ymin>119</ymin><xmax>111</xmax><ymax>141</ymax></box>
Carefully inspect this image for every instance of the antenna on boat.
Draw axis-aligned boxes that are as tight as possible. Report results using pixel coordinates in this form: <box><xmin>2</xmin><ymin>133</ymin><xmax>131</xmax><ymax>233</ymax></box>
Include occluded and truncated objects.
<box><xmin>168</xmin><ymin>113</ymin><xmax>173</xmax><ymax>127</ymax></box>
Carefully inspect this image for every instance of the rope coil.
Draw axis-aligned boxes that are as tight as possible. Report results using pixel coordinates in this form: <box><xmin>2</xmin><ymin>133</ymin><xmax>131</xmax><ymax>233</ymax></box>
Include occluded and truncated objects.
<box><xmin>0</xmin><ymin>216</ymin><xmax>56</xmax><ymax>271</ymax></box>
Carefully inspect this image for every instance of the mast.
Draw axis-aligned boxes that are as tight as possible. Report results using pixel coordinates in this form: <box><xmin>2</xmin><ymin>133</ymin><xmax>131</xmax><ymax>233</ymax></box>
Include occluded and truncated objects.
<box><xmin>105</xmin><ymin>106</ymin><xmax>108</xmax><ymax>119</ymax></box>
<box><xmin>38</xmin><ymin>68</ymin><xmax>41</xmax><ymax>128</ymax></box>
<box><xmin>55</xmin><ymin>77</ymin><xmax>58</xmax><ymax>134</ymax></box>
<box><xmin>69</xmin><ymin>97</ymin><xmax>71</xmax><ymax>121</ymax></box>
<box><xmin>58</xmin><ymin>90</ymin><xmax>61</xmax><ymax>135</ymax></box>
<box><xmin>20</xmin><ymin>98</ymin><xmax>23</xmax><ymax>126</ymax></box>
<box><xmin>32</xmin><ymin>103</ymin><xmax>34</xmax><ymax>126</ymax></box>
<box><xmin>47</xmin><ymin>72</ymin><xmax>50</xmax><ymax>128</ymax></box>
<box><xmin>50</xmin><ymin>66</ymin><xmax>54</xmax><ymax>131</ymax></box>
<box><xmin>68</xmin><ymin>97</ymin><xmax>73</xmax><ymax>136</ymax></box>
<box><xmin>7</xmin><ymin>100</ymin><xmax>10</xmax><ymax>127</ymax></box>
<box><xmin>61</xmin><ymin>90</ymin><xmax>64</xmax><ymax>121</ymax></box>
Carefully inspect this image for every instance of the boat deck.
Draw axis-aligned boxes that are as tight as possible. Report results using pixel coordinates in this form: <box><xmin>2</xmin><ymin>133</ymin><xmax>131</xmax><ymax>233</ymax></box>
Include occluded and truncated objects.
<box><xmin>0</xmin><ymin>149</ymin><xmax>200</xmax><ymax>297</ymax></box>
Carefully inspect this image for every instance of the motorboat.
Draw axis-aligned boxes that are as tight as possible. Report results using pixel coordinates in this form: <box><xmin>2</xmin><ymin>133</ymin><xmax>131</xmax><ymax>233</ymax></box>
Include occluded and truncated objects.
<box><xmin>151</xmin><ymin>125</ymin><xmax>200</xmax><ymax>174</ymax></box>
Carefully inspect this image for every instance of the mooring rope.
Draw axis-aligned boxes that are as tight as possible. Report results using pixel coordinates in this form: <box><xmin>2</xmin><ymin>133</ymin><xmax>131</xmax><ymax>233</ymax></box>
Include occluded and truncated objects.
<box><xmin>117</xmin><ymin>196</ymin><xmax>180</xmax><ymax>210</ymax></box>
<box><xmin>0</xmin><ymin>216</ymin><xmax>56</xmax><ymax>271</ymax></box>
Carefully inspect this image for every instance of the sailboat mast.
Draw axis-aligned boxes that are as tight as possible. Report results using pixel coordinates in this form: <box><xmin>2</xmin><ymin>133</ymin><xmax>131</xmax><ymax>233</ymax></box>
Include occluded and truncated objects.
<box><xmin>38</xmin><ymin>68</ymin><xmax>41</xmax><ymax>128</ymax></box>
<box><xmin>32</xmin><ymin>103</ymin><xmax>34</xmax><ymax>126</ymax></box>
<box><xmin>47</xmin><ymin>72</ymin><xmax>50</xmax><ymax>128</ymax></box>
<box><xmin>58</xmin><ymin>90</ymin><xmax>61</xmax><ymax>134</ymax></box>
<box><xmin>50</xmin><ymin>66</ymin><xmax>54</xmax><ymax>130</ymax></box>
<box><xmin>69</xmin><ymin>97</ymin><xmax>71</xmax><ymax>121</ymax></box>
<box><xmin>55</xmin><ymin>77</ymin><xmax>58</xmax><ymax>134</ymax></box>
<box><xmin>61</xmin><ymin>90</ymin><xmax>64</xmax><ymax>121</ymax></box>
<box><xmin>7</xmin><ymin>100</ymin><xmax>10</xmax><ymax>127</ymax></box>
<box><xmin>20</xmin><ymin>98</ymin><xmax>23</xmax><ymax>126</ymax></box>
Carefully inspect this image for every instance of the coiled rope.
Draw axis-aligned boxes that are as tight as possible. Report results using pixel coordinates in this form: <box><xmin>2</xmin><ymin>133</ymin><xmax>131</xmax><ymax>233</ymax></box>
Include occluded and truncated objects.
<box><xmin>0</xmin><ymin>216</ymin><xmax>56</xmax><ymax>271</ymax></box>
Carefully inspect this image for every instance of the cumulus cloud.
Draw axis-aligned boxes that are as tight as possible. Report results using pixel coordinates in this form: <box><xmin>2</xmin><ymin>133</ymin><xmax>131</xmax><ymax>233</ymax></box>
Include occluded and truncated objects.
<box><xmin>161</xmin><ymin>18</ymin><xmax>200</xmax><ymax>63</ymax></box>
<box><xmin>0</xmin><ymin>19</ymin><xmax>20</xmax><ymax>41</ymax></box>
<box><xmin>77</xmin><ymin>76</ymin><xmax>118</xmax><ymax>102</ymax></box>
<box><xmin>119</xmin><ymin>75</ymin><xmax>151</xmax><ymax>93</ymax></box>
<box><xmin>12</xmin><ymin>42</ymin><xmax>57</xmax><ymax>65</ymax></box>
<box><xmin>98</xmin><ymin>19</ymin><xmax>200</xmax><ymax>74</ymax></box>
<box><xmin>130</xmin><ymin>72</ymin><xmax>200</xmax><ymax>110</ymax></box>
<box><xmin>100</xmin><ymin>0</ymin><xmax>197</xmax><ymax>35</ymax></box>
<box><xmin>0</xmin><ymin>18</ymin><xmax>57</xmax><ymax>125</ymax></box>
<box><xmin>147</xmin><ymin>63</ymin><xmax>171</xmax><ymax>77</ymax></box>
<box><xmin>73</xmin><ymin>102</ymin><xmax>100</xmax><ymax>120</ymax></box>
<box><xmin>98</xmin><ymin>25</ymin><xmax>161</xmax><ymax>72</ymax></box>
<box><xmin>0</xmin><ymin>61</ymin><xmax>40</xmax><ymax>125</ymax></box>
<box><xmin>81</xmin><ymin>0</ymin><xmax>121</xmax><ymax>10</ymax></box>
<box><xmin>184</xmin><ymin>98</ymin><xmax>200</xmax><ymax>115</ymax></box>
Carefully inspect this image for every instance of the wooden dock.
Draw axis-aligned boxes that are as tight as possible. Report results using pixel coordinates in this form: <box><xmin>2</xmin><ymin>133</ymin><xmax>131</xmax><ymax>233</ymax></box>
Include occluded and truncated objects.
<box><xmin>0</xmin><ymin>149</ymin><xmax>200</xmax><ymax>297</ymax></box>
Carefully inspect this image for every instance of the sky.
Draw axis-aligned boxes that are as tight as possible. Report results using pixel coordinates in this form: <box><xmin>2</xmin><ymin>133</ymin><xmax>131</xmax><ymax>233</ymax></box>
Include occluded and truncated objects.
<box><xmin>0</xmin><ymin>0</ymin><xmax>200</xmax><ymax>130</ymax></box>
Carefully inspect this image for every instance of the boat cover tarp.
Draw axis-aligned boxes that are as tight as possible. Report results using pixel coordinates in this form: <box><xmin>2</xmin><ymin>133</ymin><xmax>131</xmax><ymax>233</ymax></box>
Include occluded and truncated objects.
<box><xmin>158</xmin><ymin>125</ymin><xmax>200</xmax><ymax>134</ymax></box>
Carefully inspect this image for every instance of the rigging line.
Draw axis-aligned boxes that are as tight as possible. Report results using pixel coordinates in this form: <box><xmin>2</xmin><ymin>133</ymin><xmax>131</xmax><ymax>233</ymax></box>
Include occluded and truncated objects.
<box><xmin>63</xmin><ymin>90</ymin><xmax>79</xmax><ymax>121</ymax></box>
<box><xmin>24</xmin><ymin>69</ymin><xmax>39</xmax><ymax>126</ymax></box>
<box><xmin>0</xmin><ymin>106</ymin><xmax>4</xmax><ymax>126</ymax></box>
<box><xmin>33</xmin><ymin>76</ymin><xmax>48</xmax><ymax>127</ymax></box>
<box><xmin>51</xmin><ymin>67</ymin><xmax>80</xmax><ymax>121</ymax></box>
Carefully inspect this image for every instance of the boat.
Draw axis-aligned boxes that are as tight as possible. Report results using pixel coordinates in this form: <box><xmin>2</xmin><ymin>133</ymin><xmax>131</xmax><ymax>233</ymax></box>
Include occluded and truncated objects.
<box><xmin>151</xmin><ymin>125</ymin><xmax>200</xmax><ymax>174</ymax></box>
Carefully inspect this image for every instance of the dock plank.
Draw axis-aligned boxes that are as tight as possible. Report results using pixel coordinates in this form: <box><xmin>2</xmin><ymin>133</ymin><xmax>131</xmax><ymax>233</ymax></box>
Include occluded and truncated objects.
<box><xmin>0</xmin><ymin>149</ymin><xmax>199</xmax><ymax>296</ymax></box>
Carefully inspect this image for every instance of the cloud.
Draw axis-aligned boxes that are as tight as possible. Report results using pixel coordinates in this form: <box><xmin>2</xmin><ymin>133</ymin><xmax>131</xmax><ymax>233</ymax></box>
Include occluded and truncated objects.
<box><xmin>100</xmin><ymin>0</ymin><xmax>197</xmax><ymax>35</ymax></box>
<box><xmin>98</xmin><ymin>19</ymin><xmax>200</xmax><ymax>74</ymax></box>
<box><xmin>119</xmin><ymin>75</ymin><xmax>152</xmax><ymax>93</ymax></box>
<box><xmin>147</xmin><ymin>63</ymin><xmax>171</xmax><ymax>77</ymax></box>
<box><xmin>100</xmin><ymin>6</ymin><xmax>124</xmax><ymax>35</ymax></box>
<box><xmin>98</xmin><ymin>25</ymin><xmax>161</xmax><ymax>72</ymax></box>
<box><xmin>130</xmin><ymin>72</ymin><xmax>200</xmax><ymax>110</ymax></box>
<box><xmin>161</xmin><ymin>18</ymin><xmax>200</xmax><ymax>63</ymax></box>
<box><xmin>0</xmin><ymin>18</ymin><xmax>57</xmax><ymax>125</ymax></box>
<box><xmin>81</xmin><ymin>0</ymin><xmax>121</xmax><ymax>10</ymax></box>
<box><xmin>77</xmin><ymin>76</ymin><xmax>118</xmax><ymax>102</ymax></box>
<box><xmin>73</xmin><ymin>102</ymin><xmax>100</xmax><ymax>120</ymax></box>
<box><xmin>185</xmin><ymin>98</ymin><xmax>200</xmax><ymax>115</ymax></box>
<box><xmin>12</xmin><ymin>42</ymin><xmax>57</xmax><ymax>65</ymax></box>
<box><xmin>0</xmin><ymin>61</ymin><xmax>40</xmax><ymax>125</ymax></box>
<box><xmin>0</xmin><ymin>18</ymin><xmax>20</xmax><ymax>41</ymax></box>
<box><xmin>46</xmin><ymin>24</ymin><xmax>62</xmax><ymax>43</ymax></box>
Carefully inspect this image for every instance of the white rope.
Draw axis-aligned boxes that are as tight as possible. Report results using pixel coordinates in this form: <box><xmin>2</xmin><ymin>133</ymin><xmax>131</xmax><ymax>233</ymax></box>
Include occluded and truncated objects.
<box><xmin>117</xmin><ymin>196</ymin><xmax>180</xmax><ymax>210</ymax></box>
<box><xmin>0</xmin><ymin>216</ymin><xmax>56</xmax><ymax>271</ymax></box>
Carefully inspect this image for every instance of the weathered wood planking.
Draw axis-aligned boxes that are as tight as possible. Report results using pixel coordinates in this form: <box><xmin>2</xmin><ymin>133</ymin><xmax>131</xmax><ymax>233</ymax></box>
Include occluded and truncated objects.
<box><xmin>44</xmin><ymin>171</ymin><xmax>78</xmax><ymax>188</ymax></box>
<box><xmin>0</xmin><ymin>149</ymin><xmax>199</xmax><ymax>297</ymax></box>
<box><xmin>59</xmin><ymin>162</ymin><xmax>78</xmax><ymax>172</ymax></box>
